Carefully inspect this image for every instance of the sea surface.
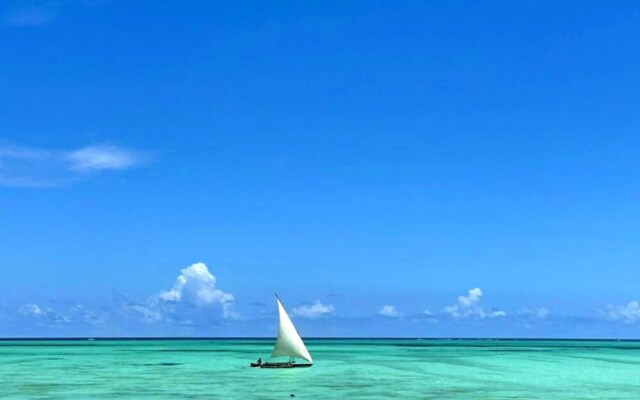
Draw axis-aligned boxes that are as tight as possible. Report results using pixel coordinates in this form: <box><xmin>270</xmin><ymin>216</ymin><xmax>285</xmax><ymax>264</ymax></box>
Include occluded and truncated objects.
<box><xmin>1</xmin><ymin>338</ymin><xmax>639</xmax><ymax>399</ymax></box>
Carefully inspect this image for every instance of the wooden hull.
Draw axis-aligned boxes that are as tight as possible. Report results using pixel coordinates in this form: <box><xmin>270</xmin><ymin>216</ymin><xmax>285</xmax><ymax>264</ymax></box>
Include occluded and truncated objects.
<box><xmin>259</xmin><ymin>362</ymin><xmax>312</xmax><ymax>369</ymax></box>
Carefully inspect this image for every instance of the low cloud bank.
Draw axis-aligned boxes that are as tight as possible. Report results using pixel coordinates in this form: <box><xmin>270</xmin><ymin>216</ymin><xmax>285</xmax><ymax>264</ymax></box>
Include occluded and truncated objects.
<box><xmin>441</xmin><ymin>288</ymin><xmax>506</xmax><ymax>319</ymax></box>
<box><xmin>606</xmin><ymin>301</ymin><xmax>640</xmax><ymax>323</ymax></box>
<box><xmin>293</xmin><ymin>300</ymin><xmax>334</xmax><ymax>318</ymax></box>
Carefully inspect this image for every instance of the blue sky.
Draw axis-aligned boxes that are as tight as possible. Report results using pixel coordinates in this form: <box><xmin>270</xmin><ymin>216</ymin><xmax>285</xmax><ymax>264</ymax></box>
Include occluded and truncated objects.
<box><xmin>1</xmin><ymin>0</ymin><xmax>640</xmax><ymax>338</ymax></box>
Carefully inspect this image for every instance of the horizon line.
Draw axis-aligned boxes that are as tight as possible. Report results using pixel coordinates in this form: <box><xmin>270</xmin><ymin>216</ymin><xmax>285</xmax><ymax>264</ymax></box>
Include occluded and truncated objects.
<box><xmin>1</xmin><ymin>336</ymin><xmax>639</xmax><ymax>341</ymax></box>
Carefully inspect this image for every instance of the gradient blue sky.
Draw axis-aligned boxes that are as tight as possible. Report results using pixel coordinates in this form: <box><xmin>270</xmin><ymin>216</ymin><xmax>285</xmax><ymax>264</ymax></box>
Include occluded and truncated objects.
<box><xmin>1</xmin><ymin>0</ymin><xmax>640</xmax><ymax>338</ymax></box>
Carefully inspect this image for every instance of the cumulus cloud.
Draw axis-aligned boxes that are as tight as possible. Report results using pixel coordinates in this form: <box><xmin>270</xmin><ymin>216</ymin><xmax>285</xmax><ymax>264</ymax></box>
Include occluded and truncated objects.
<box><xmin>158</xmin><ymin>262</ymin><xmax>234</xmax><ymax>318</ymax></box>
<box><xmin>292</xmin><ymin>300</ymin><xmax>334</xmax><ymax>318</ymax></box>
<box><xmin>458</xmin><ymin>288</ymin><xmax>482</xmax><ymax>307</ymax></box>
<box><xmin>378</xmin><ymin>305</ymin><xmax>401</xmax><ymax>318</ymax></box>
<box><xmin>0</xmin><ymin>143</ymin><xmax>148</xmax><ymax>187</ymax></box>
<box><xmin>605</xmin><ymin>301</ymin><xmax>640</xmax><ymax>324</ymax></box>
<box><xmin>442</xmin><ymin>287</ymin><xmax>483</xmax><ymax>318</ymax></box>
<box><xmin>442</xmin><ymin>288</ymin><xmax>506</xmax><ymax>319</ymax></box>
<box><xmin>113</xmin><ymin>262</ymin><xmax>236</xmax><ymax>325</ymax></box>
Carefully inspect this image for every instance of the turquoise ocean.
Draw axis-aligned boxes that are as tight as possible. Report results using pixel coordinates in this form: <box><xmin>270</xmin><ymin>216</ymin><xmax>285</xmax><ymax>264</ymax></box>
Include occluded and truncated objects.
<box><xmin>1</xmin><ymin>339</ymin><xmax>639</xmax><ymax>399</ymax></box>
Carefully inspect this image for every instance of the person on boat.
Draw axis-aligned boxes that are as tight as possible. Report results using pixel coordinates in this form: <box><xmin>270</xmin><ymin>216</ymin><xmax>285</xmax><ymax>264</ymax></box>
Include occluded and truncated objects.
<box><xmin>256</xmin><ymin>357</ymin><xmax>262</xmax><ymax>365</ymax></box>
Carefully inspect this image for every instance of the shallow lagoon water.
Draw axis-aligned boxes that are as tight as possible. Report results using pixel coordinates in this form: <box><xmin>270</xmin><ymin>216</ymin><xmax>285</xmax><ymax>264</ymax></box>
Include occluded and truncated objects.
<box><xmin>1</xmin><ymin>339</ymin><xmax>639</xmax><ymax>399</ymax></box>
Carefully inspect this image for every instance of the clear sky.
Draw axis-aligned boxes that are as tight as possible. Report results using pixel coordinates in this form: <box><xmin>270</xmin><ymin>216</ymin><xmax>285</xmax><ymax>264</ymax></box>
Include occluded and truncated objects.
<box><xmin>1</xmin><ymin>0</ymin><xmax>639</xmax><ymax>338</ymax></box>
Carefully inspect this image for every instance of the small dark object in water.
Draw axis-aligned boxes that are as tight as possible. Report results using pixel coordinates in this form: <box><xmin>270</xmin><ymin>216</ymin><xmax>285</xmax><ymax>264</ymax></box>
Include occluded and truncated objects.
<box><xmin>290</xmin><ymin>394</ymin><xmax>295</xmax><ymax>397</ymax></box>
<box><xmin>260</xmin><ymin>361</ymin><xmax>312</xmax><ymax>368</ymax></box>
<box><xmin>250</xmin><ymin>357</ymin><xmax>263</xmax><ymax>367</ymax></box>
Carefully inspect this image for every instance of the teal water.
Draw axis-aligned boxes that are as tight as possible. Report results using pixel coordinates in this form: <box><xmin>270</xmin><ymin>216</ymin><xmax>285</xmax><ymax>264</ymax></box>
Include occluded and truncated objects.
<box><xmin>1</xmin><ymin>339</ymin><xmax>639</xmax><ymax>399</ymax></box>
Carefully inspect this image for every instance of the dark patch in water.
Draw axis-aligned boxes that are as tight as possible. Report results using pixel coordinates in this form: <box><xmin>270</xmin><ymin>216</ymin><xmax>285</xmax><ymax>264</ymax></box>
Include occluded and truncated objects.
<box><xmin>155</xmin><ymin>349</ymin><xmax>235</xmax><ymax>353</ymax></box>
<box><xmin>391</xmin><ymin>343</ymin><xmax>640</xmax><ymax>351</ymax></box>
<box><xmin>134</xmin><ymin>362</ymin><xmax>182</xmax><ymax>367</ymax></box>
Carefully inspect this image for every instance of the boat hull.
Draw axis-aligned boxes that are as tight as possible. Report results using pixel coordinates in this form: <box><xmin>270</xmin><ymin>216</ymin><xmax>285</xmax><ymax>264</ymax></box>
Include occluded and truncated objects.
<box><xmin>259</xmin><ymin>362</ymin><xmax>312</xmax><ymax>369</ymax></box>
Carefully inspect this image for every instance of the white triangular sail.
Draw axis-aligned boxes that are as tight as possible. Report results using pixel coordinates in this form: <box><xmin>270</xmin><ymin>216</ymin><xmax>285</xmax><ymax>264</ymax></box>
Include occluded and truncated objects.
<box><xmin>270</xmin><ymin>295</ymin><xmax>313</xmax><ymax>363</ymax></box>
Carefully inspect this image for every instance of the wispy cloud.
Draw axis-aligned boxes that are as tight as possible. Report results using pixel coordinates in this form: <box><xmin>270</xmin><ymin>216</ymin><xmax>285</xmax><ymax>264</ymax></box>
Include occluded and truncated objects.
<box><xmin>68</xmin><ymin>304</ymin><xmax>107</xmax><ymax>324</ymax></box>
<box><xmin>293</xmin><ymin>300</ymin><xmax>334</xmax><ymax>318</ymax></box>
<box><xmin>0</xmin><ymin>143</ymin><xmax>149</xmax><ymax>187</ymax></box>
<box><xmin>605</xmin><ymin>301</ymin><xmax>640</xmax><ymax>324</ymax></box>
<box><xmin>516</xmin><ymin>307</ymin><xmax>550</xmax><ymax>319</ymax></box>
<box><xmin>3</xmin><ymin>0</ymin><xmax>108</xmax><ymax>28</ymax></box>
<box><xmin>19</xmin><ymin>303</ymin><xmax>71</xmax><ymax>324</ymax></box>
<box><xmin>121</xmin><ymin>301</ymin><xmax>162</xmax><ymax>323</ymax></box>
<box><xmin>67</xmin><ymin>145</ymin><xmax>144</xmax><ymax>172</ymax></box>
<box><xmin>4</xmin><ymin>7</ymin><xmax>55</xmax><ymax>27</ymax></box>
<box><xmin>17</xmin><ymin>303</ymin><xmax>109</xmax><ymax>327</ymax></box>
<box><xmin>378</xmin><ymin>305</ymin><xmax>401</xmax><ymax>318</ymax></box>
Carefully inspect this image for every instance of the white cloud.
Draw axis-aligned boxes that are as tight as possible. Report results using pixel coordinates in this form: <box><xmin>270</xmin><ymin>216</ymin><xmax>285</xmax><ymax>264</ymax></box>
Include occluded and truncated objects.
<box><xmin>458</xmin><ymin>288</ymin><xmax>482</xmax><ymax>307</ymax></box>
<box><xmin>0</xmin><ymin>143</ymin><xmax>148</xmax><ymax>187</ymax></box>
<box><xmin>122</xmin><ymin>302</ymin><xmax>162</xmax><ymax>323</ymax></box>
<box><xmin>18</xmin><ymin>303</ymin><xmax>107</xmax><ymax>325</ymax></box>
<box><xmin>606</xmin><ymin>301</ymin><xmax>640</xmax><ymax>324</ymax></box>
<box><xmin>442</xmin><ymin>288</ymin><xmax>506</xmax><ymax>319</ymax></box>
<box><xmin>158</xmin><ymin>262</ymin><xmax>234</xmax><ymax>318</ymax></box>
<box><xmin>516</xmin><ymin>308</ymin><xmax>550</xmax><ymax>319</ymax></box>
<box><xmin>69</xmin><ymin>304</ymin><xmax>107</xmax><ymax>324</ymax></box>
<box><xmin>378</xmin><ymin>305</ymin><xmax>401</xmax><ymax>318</ymax></box>
<box><xmin>423</xmin><ymin>309</ymin><xmax>433</xmax><ymax>316</ymax></box>
<box><xmin>20</xmin><ymin>303</ymin><xmax>44</xmax><ymax>316</ymax></box>
<box><xmin>19</xmin><ymin>303</ymin><xmax>71</xmax><ymax>323</ymax></box>
<box><xmin>292</xmin><ymin>300</ymin><xmax>334</xmax><ymax>318</ymax></box>
<box><xmin>67</xmin><ymin>145</ymin><xmax>143</xmax><ymax>172</ymax></box>
<box><xmin>537</xmin><ymin>308</ymin><xmax>550</xmax><ymax>318</ymax></box>
<box><xmin>442</xmin><ymin>287</ymin><xmax>483</xmax><ymax>318</ymax></box>
<box><xmin>489</xmin><ymin>310</ymin><xmax>507</xmax><ymax>318</ymax></box>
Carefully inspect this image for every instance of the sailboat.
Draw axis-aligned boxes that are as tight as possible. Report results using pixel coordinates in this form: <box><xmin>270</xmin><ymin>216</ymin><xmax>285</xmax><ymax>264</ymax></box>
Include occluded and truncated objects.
<box><xmin>251</xmin><ymin>294</ymin><xmax>313</xmax><ymax>368</ymax></box>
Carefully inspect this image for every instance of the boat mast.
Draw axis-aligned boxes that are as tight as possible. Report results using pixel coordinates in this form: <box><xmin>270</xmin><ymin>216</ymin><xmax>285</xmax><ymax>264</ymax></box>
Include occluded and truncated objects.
<box><xmin>269</xmin><ymin>292</ymin><xmax>313</xmax><ymax>364</ymax></box>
